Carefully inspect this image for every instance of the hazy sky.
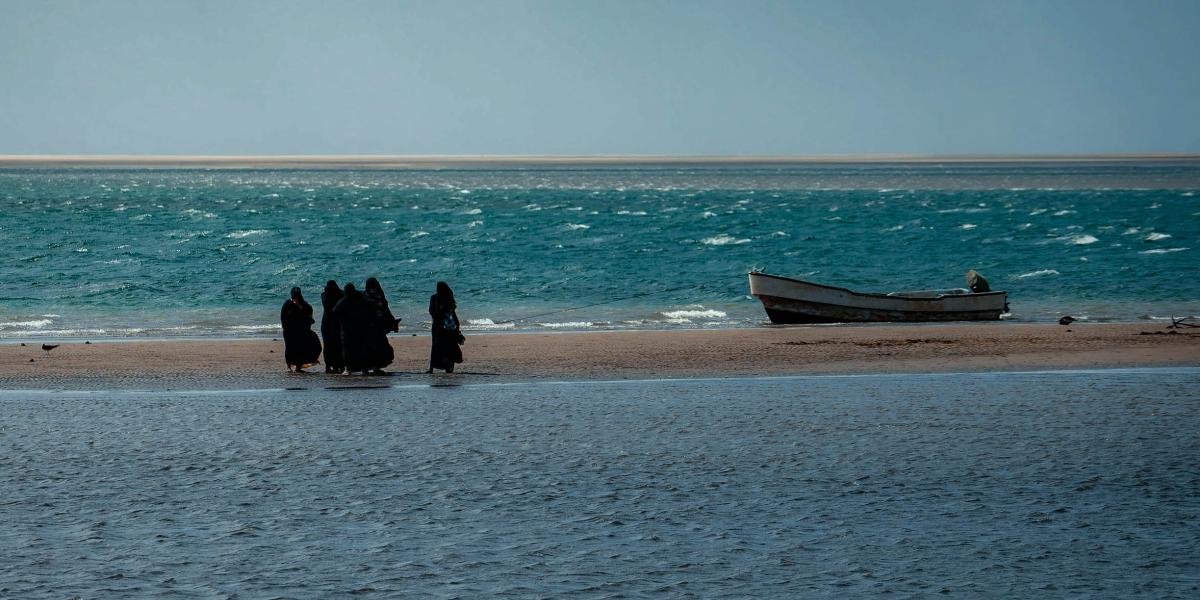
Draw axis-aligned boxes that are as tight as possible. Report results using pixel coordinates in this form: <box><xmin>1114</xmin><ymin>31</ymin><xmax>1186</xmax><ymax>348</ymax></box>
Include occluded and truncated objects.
<box><xmin>2</xmin><ymin>0</ymin><xmax>1198</xmax><ymax>155</ymax></box>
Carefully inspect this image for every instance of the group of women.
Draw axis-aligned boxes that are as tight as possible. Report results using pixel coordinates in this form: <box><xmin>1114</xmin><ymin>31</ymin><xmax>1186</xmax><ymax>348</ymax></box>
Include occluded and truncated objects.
<box><xmin>280</xmin><ymin>279</ymin><xmax>463</xmax><ymax>375</ymax></box>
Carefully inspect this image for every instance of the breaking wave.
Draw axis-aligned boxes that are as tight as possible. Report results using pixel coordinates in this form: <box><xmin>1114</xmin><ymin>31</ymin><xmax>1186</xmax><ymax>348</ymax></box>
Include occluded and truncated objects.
<box><xmin>1015</xmin><ymin>269</ymin><xmax>1060</xmax><ymax>279</ymax></box>
<box><xmin>225</xmin><ymin>229</ymin><xmax>268</xmax><ymax>239</ymax></box>
<box><xmin>661</xmin><ymin>309</ymin><xmax>727</xmax><ymax>320</ymax></box>
<box><xmin>0</xmin><ymin>319</ymin><xmax>53</xmax><ymax>330</ymax></box>
<box><xmin>701</xmin><ymin>235</ymin><xmax>750</xmax><ymax>246</ymax></box>
<box><xmin>464</xmin><ymin>318</ymin><xmax>515</xmax><ymax>331</ymax></box>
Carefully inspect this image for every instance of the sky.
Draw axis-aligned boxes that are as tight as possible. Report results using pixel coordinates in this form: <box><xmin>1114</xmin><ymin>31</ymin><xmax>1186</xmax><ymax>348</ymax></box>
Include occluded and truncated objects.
<box><xmin>1</xmin><ymin>0</ymin><xmax>1198</xmax><ymax>155</ymax></box>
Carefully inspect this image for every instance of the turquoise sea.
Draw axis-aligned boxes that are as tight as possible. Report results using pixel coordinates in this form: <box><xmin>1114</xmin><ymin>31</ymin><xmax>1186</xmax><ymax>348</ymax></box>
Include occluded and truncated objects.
<box><xmin>1</xmin><ymin>163</ymin><xmax>1198</xmax><ymax>338</ymax></box>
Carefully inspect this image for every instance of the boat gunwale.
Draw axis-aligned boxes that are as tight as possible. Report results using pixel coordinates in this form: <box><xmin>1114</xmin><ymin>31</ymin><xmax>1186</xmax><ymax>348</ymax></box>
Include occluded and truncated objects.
<box><xmin>748</xmin><ymin>271</ymin><xmax>1008</xmax><ymax>302</ymax></box>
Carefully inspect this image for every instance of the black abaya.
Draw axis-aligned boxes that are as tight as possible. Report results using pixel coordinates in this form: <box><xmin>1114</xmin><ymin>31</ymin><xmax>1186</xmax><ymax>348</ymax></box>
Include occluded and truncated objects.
<box><xmin>428</xmin><ymin>293</ymin><xmax>463</xmax><ymax>371</ymax></box>
<box><xmin>320</xmin><ymin>284</ymin><xmax>345</xmax><ymax>373</ymax></box>
<box><xmin>333</xmin><ymin>286</ymin><xmax>371</xmax><ymax>373</ymax></box>
<box><xmin>364</xmin><ymin>287</ymin><xmax>397</xmax><ymax>370</ymax></box>
<box><xmin>280</xmin><ymin>297</ymin><xmax>321</xmax><ymax>370</ymax></box>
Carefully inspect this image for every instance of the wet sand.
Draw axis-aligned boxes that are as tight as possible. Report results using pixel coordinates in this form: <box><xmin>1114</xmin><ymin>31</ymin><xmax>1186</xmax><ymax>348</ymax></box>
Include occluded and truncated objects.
<box><xmin>2</xmin><ymin>323</ymin><xmax>1197</xmax><ymax>391</ymax></box>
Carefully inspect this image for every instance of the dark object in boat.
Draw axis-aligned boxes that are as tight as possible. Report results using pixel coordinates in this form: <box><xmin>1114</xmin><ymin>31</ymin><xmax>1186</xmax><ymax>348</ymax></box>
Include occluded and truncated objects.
<box><xmin>749</xmin><ymin>271</ymin><xmax>1008</xmax><ymax>324</ymax></box>
<box><xmin>965</xmin><ymin>270</ymin><xmax>990</xmax><ymax>293</ymax></box>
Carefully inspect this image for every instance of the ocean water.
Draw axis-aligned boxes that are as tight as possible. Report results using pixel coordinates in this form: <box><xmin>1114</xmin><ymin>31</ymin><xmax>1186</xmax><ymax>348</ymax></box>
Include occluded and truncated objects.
<box><xmin>1</xmin><ymin>369</ymin><xmax>1197</xmax><ymax>597</ymax></box>
<box><xmin>1</xmin><ymin>164</ymin><xmax>1198</xmax><ymax>338</ymax></box>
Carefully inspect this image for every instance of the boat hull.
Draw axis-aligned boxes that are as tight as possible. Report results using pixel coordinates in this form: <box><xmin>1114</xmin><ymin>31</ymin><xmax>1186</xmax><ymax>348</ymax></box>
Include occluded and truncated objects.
<box><xmin>749</xmin><ymin>272</ymin><xmax>1007</xmax><ymax>324</ymax></box>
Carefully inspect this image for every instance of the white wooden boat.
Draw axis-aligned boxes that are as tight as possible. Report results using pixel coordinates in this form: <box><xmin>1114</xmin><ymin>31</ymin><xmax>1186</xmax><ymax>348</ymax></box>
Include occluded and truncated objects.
<box><xmin>748</xmin><ymin>271</ymin><xmax>1008</xmax><ymax>323</ymax></box>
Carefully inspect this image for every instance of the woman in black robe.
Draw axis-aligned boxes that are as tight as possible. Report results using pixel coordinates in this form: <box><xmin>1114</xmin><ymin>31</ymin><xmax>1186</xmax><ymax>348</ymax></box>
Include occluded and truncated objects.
<box><xmin>333</xmin><ymin>283</ymin><xmax>371</xmax><ymax>375</ymax></box>
<box><xmin>280</xmin><ymin>287</ymin><xmax>322</xmax><ymax>373</ymax></box>
<box><xmin>320</xmin><ymin>280</ymin><xmax>345</xmax><ymax>374</ymax></box>
<box><xmin>427</xmin><ymin>281</ymin><xmax>463</xmax><ymax>373</ymax></box>
<box><xmin>363</xmin><ymin>277</ymin><xmax>400</xmax><ymax>375</ymax></box>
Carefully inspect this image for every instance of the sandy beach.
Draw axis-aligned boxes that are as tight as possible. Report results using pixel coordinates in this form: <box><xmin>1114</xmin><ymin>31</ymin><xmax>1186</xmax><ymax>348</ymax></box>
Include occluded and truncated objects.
<box><xmin>2</xmin><ymin>322</ymin><xmax>1196</xmax><ymax>391</ymax></box>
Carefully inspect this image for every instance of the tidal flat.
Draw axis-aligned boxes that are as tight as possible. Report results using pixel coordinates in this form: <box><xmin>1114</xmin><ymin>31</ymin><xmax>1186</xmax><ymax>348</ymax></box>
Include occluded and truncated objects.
<box><xmin>1</xmin><ymin>369</ymin><xmax>1197</xmax><ymax>597</ymax></box>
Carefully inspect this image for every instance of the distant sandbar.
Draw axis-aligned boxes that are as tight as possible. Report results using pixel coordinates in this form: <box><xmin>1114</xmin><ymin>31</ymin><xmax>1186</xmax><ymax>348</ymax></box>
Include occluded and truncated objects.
<box><xmin>2</xmin><ymin>154</ymin><xmax>1199</xmax><ymax>170</ymax></box>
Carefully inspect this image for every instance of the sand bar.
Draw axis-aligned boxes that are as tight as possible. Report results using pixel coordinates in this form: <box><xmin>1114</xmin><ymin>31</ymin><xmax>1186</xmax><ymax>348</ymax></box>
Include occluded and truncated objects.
<box><xmin>2</xmin><ymin>323</ymin><xmax>1197</xmax><ymax>391</ymax></box>
<box><xmin>3</xmin><ymin>153</ymin><xmax>1200</xmax><ymax>169</ymax></box>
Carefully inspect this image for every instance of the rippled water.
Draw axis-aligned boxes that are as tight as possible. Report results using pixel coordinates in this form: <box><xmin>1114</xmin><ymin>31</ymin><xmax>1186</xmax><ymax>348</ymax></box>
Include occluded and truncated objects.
<box><xmin>1</xmin><ymin>164</ymin><xmax>1198</xmax><ymax>337</ymax></box>
<box><xmin>2</xmin><ymin>369</ymin><xmax>1197</xmax><ymax>597</ymax></box>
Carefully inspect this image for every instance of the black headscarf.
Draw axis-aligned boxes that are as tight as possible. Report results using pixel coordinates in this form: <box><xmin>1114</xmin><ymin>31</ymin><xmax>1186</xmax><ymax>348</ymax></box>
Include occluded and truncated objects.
<box><xmin>436</xmin><ymin>281</ymin><xmax>456</xmax><ymax>310</ymax></box>
<box><xmin>365</xmin><ymin>277</ymin><xmax>383</xmax><ymax>294</ymax></box>
<box><xmin>324</xmin><ymin>279</ymin><xmax>342</xmax><ymax>298</ymax></box>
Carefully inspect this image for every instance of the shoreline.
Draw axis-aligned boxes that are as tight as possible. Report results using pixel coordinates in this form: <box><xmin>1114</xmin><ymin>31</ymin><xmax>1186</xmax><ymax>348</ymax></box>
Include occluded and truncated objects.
<box><xmin>1</xmin><ymin>323</ymin><xmax>1196</xmax><ymax>391</ymax></box>
<box><xmin>1</xmin><ymin>317</ymin><xmax>1196</xmax><ymax>345</ymax></box>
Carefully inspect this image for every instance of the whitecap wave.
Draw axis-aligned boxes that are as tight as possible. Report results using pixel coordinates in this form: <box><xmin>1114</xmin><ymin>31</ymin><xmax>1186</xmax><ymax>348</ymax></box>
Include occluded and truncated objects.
<box><xmin>11</xmin><ymin>328</ymin><xmax>112</xmax><ymax>337</ymax></box>
<box><xmin>566</xmin><ymin>223</ymin><xmax>590</xmax><ymax>230</ymax></box>
<box><xmin>1145</xmin><ymin>232</ymin><xmax>1172</xmax><ymax>241</ymax></box>
<box><xmin>225</xmin><ymin>229</ymin><xmax>268</xmax><ymax>238</ymax></box>
<box><xmin>537</xmin><ymin>321</ymin><xmax>595</xmax><ymax>328</ymax></box>
<box><xmin>701</xmin><ymin>234</ymin><xmax>750</xmax><ymax>246</ymax></box>
<box><xmin>228</xmin><ymin>324</ymin><xmax>281</xmax><ymax>331</ymax></box>
<box><xmin>464</xmin><ymin>318</ymin><xmax>515</xmax><ymax>330</ymax></box>
<box><xmin>462</xmin><ymin>208</ymin><xmax>482</xmax><ymax>215</ymax></box>
<box><xmin>0</xmin><ymin>319</ymin><xmax>53</xmax><ymax>330</ymax></box>
<box><xmin>1140</xmin><ymin>247</ymin><xmax>1189</xmax><ymax>254</ymax></box>
<box><xmin>960</xmin><ymin>224</ymin><xmax>977</xmax><ymax>230</ymax></box>
<box><xmin>410</xmin><ymin>231</ymin><xmax>429</xmax><ymax>238</ymax></box>
<box><xmin>1016</xmin><ymin>269</ymin><xmax>1060</xmax><ymax>279</ymax></box>
<box><xmin>661</xmin><ymin>309</ymin><xmax>727</xmax><ymax>320</ymax></box>
<box><xmin>1071</xmin><ymin>234</ymin><xmax>1099</xmax><ymax>245</ymax></box>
